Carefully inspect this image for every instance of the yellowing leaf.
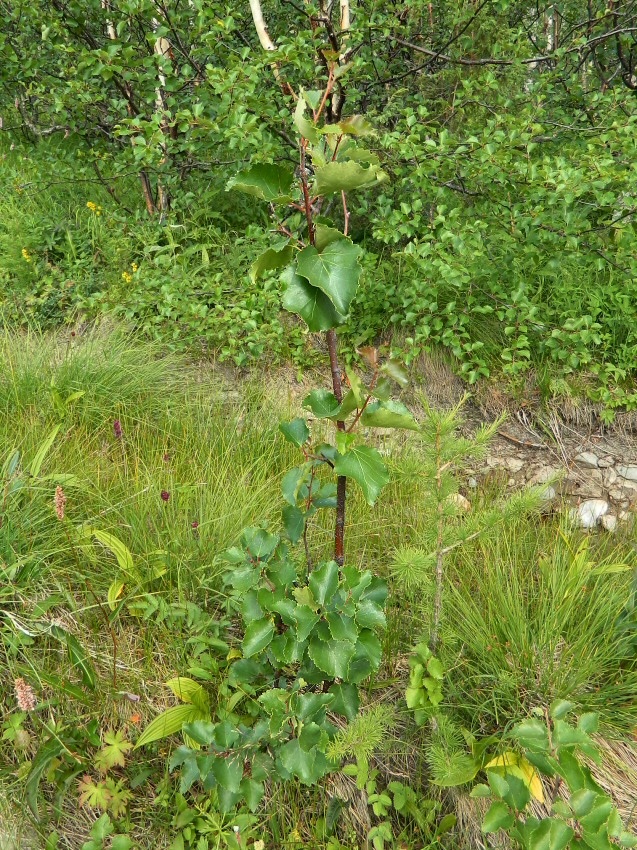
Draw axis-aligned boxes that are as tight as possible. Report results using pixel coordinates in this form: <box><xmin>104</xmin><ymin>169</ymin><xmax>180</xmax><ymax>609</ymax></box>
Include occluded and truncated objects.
<box><xmin>485</xmin><ymin>751</ymin><xmax>544</xmax><ymax>803</ymax></box>
<box><xmin>107</xmin><ymin>580</ymin><xmax>125</xmax><ymax>611</ymax></box>
<box><xmin>517</xmin><ymin>756</ymin><xmax>545</xmax><ymax>803</ymax></box>
<box><xmin>485</xmin><ymin>751</ymin><xmax>519</xmax><ymax>769</ymax></box>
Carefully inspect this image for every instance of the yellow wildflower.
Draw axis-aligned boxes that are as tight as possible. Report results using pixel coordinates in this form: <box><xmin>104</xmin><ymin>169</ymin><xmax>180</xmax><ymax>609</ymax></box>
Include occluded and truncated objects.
<box><xmin>86</xmin><ymin>201</ymin><xmax>97</xmax><ymax>211</ymax></box>
<box><xmin>21</xmin><ymin>248</ymin><xmax>32</xmax><ymax>263</ymax></box>
<box><xmin>131</xmin><ymin>262</ymin><xmax>138</xmax><ymax>272</ymax></box>
<box><xmin>121</xmin><ymin>271</ymin><xmax>133</xmax><ymax>283</ymax></box>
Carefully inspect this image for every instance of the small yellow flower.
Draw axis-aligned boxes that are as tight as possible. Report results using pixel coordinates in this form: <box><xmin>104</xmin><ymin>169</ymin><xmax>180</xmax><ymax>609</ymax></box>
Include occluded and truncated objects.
<box><xmin>21</xmin><ymin>248</ymin><xmax>32</xmax><ymax>263</ymax></box>
<box><xmin>131</xmin><ymin>262</ymin><xmax>138</xmax><ymax>272</ymax></box>
<box><xmin>121</xmin><ymin>271</ymin><xmax>133</xmax><ymax>283</ymax></box>
<box><xmin>86</xmin><ymin>201</ymin><xmax>97</xmax><ymax>211</ymax></box>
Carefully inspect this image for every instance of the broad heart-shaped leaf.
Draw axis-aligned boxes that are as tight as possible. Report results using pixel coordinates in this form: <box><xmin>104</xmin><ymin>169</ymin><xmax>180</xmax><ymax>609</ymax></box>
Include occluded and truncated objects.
<box><xmin>226</xmin><ymin>163</ymin><xmax>294</xmax><ymax>203</ymax></box>
<box><xmin>303</xmin><ymin>389</ymin><xmax>341</xmax><ymax>419</ymax></box>
<box><xmin>296</xmin><ymin>240</ymin><xmax>362</xmax><ymax>317</ymax></box>
<box><xmin>328</xmin><ymin>683</ymin><xmax>360</xmax><ymax>721</ymax></box>
<box><xmin>281</xmin><ymin>266</ymin><xmax>345</xmax><ymax>332</ymax></box>
<box><xmin>282</xmin><ymin>505</ymin><xmax>305</xmax><ymax>544</ymax></box>
<box><xmin>278</xmin><ymin>738</ymin><xmax>332</xmax><ymax>785</ymax></box>
<box><xmin>211</xmin><ymin>754</ymin><xmax>243</xmax><ymax>792</ymax></box>
<box><xmin>308</xmin><ymin>636</ymin><xmax>356</xmax><ymax>678</ymax></box>
<box><xmin>481</xmin><ymin>800</ymin><xmax>515</xmax><ymax>833</ymax></box>
<box><xmin>315</xmin><ymin>223</ymin><xmax>347</xmax><ymax>252</ymax></box>
<box><xmin>280</xmin><ymin>418</ymin><xmax>310</xmax><ymax>447</ymax></box>
<box><xmin>360</xmin><ymin>400</ymin><xmax>419</xmax><ymax>431</ymax></box>
<box><xmin>320</xmin><ymin>115</ymin><xmax>375</xmax><ymax>137</ymax></box>
<box><xmin>251</xmin><ymin>245</ymin><xmax>293</xmax><ymax>282</ymax></box>
<box><xmin>309</xmin><ymin>560</ymin><xmax>340</xmax><ymax>606</ymax></box>
<box><xmin>334</xmin><ymin>446</ymin><xmax>389</xmax><ymax>505</ymax></box>
<box><xmin>312</xmin><ymin>159</ymin><xmax>387</xmax><ymax>195</ymax></box>
<box><xmin>242</xmin><ymin>617</ymin><xmax>275</xmax><ymax>657</ymax></box>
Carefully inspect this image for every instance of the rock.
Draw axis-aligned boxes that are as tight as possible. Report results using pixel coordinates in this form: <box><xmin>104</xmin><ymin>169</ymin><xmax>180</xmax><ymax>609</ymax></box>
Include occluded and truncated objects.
<box><xmin>505</xmin><ymin>457</ymin><xmax>525</xmax><ymax>473</ymax></box>
<box><xmin>448</xmin><ymin>493</ymin><xmax>471</xmax><ymax>512</ymax></box>
<box><xmin>570</xmin><ymin>499</ymin><xmax>609</xmax><ymax>529</ymax></box>
<box><xmin>575</xmin><ymin>451</ymin><xmax>599</xmax><ymax>468</ymax></box>
<box><xmin>619</xmin><ymin>510</ymin><xmax>634</xmax><ymax>524</ymax></box>
<box><xmin>609</xmin><ymin>486</ymin><xmax>626</xmax><ymax>502</ymax></box>
<box><xmin>597</xmin><ymin>456</ymin><xmax>615</xmax><ymax>468</ymax></box>
<box><xmin>467</xmin><ymin>477</ymin><xmax>478</xmax><ymax>489</ymax></box>
<box><xmin>600</xmin><ymin>514</ymin><xmax>617</xmax><ymax>533</ymax></box>
<box><xmin>528</xmin><ymin>466</ymin><xmax>561</xmax><ymax>486</ymax></box>
<box><xmin>565</xmin><ymin>472</ymin><xmax>604</xmax><ymax>499</ymax></box>
<box><xmin>602</xmin><ymin>467</ymin><xmax>618</xmax><ymax>488</ymax></box>
<box><xmin>617</xmin><ymin>465</ymin><xmax>637</xmax><ymax>482</ymax></box>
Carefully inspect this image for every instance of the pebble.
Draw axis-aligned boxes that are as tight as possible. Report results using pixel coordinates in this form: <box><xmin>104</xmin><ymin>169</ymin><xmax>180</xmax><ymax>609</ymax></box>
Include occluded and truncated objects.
<box><xmin>617</xmin><ymin>465</ymin><xmax>637</xmax><ymax>482</ymax></box>
<box><xmin>575</xmin><ymin>451</ymin><xmax>599</xmax><ymax>468</ymax></box>
<box><xmin>570</xmin><ymin>499</ymin><xmax>609</xmax><ymax>529</ymax></box>
<box><xmin>467</xmin><ymin>477</ymin><xmax>478</xmax><ymax>489</ymax></box>
<box><xmin>600</xmin><ymin>514</ymin><xmax>617</xmax><ymax>533</ymax></box>
<box><xmin>448</xmin><ymin>493</ymin><xmax>471</xmax><ymax>512</ymax></box>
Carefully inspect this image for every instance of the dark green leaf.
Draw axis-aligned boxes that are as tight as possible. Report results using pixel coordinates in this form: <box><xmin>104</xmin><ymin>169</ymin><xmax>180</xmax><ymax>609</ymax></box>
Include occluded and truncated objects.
<box><xmin>360</xmin><ymin>400</ymin><xmax>419</xmax><ymax>431</ymax></box>
<box><xmin>211</xmin><ymin>755</ymin><xmax>243</xmax><ymax>793</ymax></box>
<box><xmin>227</xmin><ymin>163</ymin><xmax>294</xmax><ymax>203</ymax></box>
<box><xmin>242</xmin><ymin>618</ymin><xmax>275</xmax><ymax>657</ymax></box>
<box><xmin>280</xmin><ymin>418</ymin><xmax>310</xmax><ymax>447</ymax></box>
<box><xmin>481</xmin><ymin>801</ymin><xmax>514</xmax><ymax>834</ymax></box>
<box><xmin>312</xmin><ymin>160</ymin><xmax>386</xmax><ymax>195</ymax></box>
<box><xmin>282</xmin><ymin>266</ymin><xmax>345</xmax><ymax>332</ymax></box>
<box><xmin>328</xmin><ymin>683</ymin><xmax>360</xmax><ymax>721</ymax></box>
<box><xmin>303</xmin><ymin>389</ymin><xmax>342</xmax><ymax>419</ymax></box>
<box><xmin>282</xmin><ymin>505</ymin><xmax>305</xmax><ymax>544</ymax></box>
<box><xmin>308</xmin><ymin>636</ymin><xmax>355</xmax><ymax>678</ymax></box>
<box><xmin>296</xmin><ymin>240</ymin><xmax>362</xmax><ymax>317</ymax></box>
<box><xmin>334</xmin><ymin>446</ymin><xmax>389</xmax><ymax>505</ymax></box>
<box><xmin>309</xmin><ymin>560</ymin><xmax>340</xmax><ymax>606</ymax></box>
<box><xmin>251</xmin><ymin>245</ymin><xmax>293</xmax><ymax>282</ymax></box>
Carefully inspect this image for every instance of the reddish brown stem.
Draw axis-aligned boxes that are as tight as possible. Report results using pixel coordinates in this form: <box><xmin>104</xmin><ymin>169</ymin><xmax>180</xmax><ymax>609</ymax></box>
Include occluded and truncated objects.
<box><xmin>326</xmin><ymin>328</ymin><xmax>347</xmax><ymax>565</ymax></box>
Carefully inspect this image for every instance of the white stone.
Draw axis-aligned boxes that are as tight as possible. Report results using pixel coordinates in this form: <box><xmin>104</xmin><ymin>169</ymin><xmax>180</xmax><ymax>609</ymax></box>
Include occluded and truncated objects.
<box><xmin>600</xmin><ymin>514</ymin><xmax>617</xmax><ymax>533</ymax></box>
<box><xmin>505</xmin><ymin>457</ymin><xmax>525</xmax><ymax>473</ymax></box>
<box><xmin>571</xmin><ymin>499</ymin><xmax>609</xmax><ymax>529</ymax></box>
<box><xmin>528</xmin><ymin>466</ymin><xmax>560</xmax><ymax>486</ymax></box>
<box><xmin>597</xmin><ymin>456</ymin><xmax>614</xmax><ymax>468</ymax></box>
<box><xmin>447</xmin><ymin>493</ymin><xmax>471</xmax><ymax>512</ymax></box>
<box><xmin>575</xmin><ymin>452</ymin><xmax>599</xmax><ymax>468</ymax></box>
<box><xmin>467</xmin><ymin>477</ymin><xmax>478</xmax><ymax>489</ymax></box>
<box><xmin>617</xmin><ymin>465</ymin><xmax>637</xmax><ymax>482</ymax></box>
<box><xmin>602</xmin><ymin>467</ymin><xmax>618</xmax><ymax>488</ymax></box>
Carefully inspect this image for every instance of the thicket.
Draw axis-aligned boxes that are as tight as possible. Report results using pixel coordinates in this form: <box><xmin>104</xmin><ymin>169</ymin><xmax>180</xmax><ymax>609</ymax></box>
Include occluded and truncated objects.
<box><xmin>1</xmin><ymin>1</ymin><xmax>637</xmax><ymax>410</ymax></box>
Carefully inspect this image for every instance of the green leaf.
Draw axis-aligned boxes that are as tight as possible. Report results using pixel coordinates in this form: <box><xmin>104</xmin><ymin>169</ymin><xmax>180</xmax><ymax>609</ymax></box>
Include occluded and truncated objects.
<box><xmin>312</xmin><ymin>160</ymin><xmax>386</xmax><ymax>195</ymax></box>
<box><xmin>328</xmin><ymin>683</ymin><xmax>360</xmax><ymax>721</ymax></box>
<box><xmin>529</xmin><ymin>819</ymin><xmax>574</xmax><ymax>850</ymax></box>
<box><xmin>242</xmin><ymin>617</ymin><xmax>275</xmax><ymax>657</ymax></box>
<box><xmin>64</xmin><ymin>632</ymin><xmax>97</xmax><ymax>689</ymax></box>
<box><xmin>294</xmin><ymin>97</ymin><xmax>319</xmax><ymax>143</ymax></box>
<box><xmin>470</xmin><ymin>784</ymin><xmax>492</xmax><ymax>798</ymax></box>
<box><xmin>135</xmin><ymin>704</ymin><xmax>205</xmax><ymax>749</ymax></box>
<box><xmin>320</xmin><ymin>115</ymin><xmax>374</xmax><ymax>136</ymax></box>
<box><xmin>380</xmin><ymin>360</ymin><xmax>409</xmax><ymax>388</ymax></box>
<box><xmin>280</xmin><ymin>418</ymin><xmax>310</xmax><ymax>447</ymax></box>
<box><xmin>308</xmin><ymin>636</ymin><xmax>355</xmax><ymax>678</ymax></box>
<box><xmin>309</xmin><ymin>560</ymin><xmax>340</xmax><ymax>606</ymax></box>
<box><xmin>182</xmin><ymin>720</ymin><xmax>216</xmax><ymax>746</ymax></box>
<box><xmin>281</xmin><ymin>266</ymin><xmax>345</xmax><ymax>331</ymax></box>
<box><xmin>107</xmin><ymin>580</ymin><xmax>124</xmax><ymax>612</ymax></box>
<box><xmin>326</xmin><ymin>612</ymin><xmax>359</xmax><ymax>642</ymax></box>
<box><xmin>481</xmin><ymin>801</ymin><xmax>514</xmax><ymax>834</ymax></box>
<box><xmin>29</xmin><ymin>425</ymin><xmax>61</xmax><ymax>477</ymax></box>
<box><xmin>315</xmin><ymin>224</ymin><xmax>346</xmax><ymax>251</ymax></box>
<box><xmin>227</xmin><ymin>163</ymin><xmax>294</xmax><ymax>203</ymax></box>
<box><xmin>242</xmin><ymin>527</ymin><xmax>279</xmax><ymax>560</ymax></box>
<box><xmin>360</xmin><ymin>400</ymin><xmax>419</xmax><ymax>431</ymax></box>
<box><xmin>26</xmin><ymin>736</ymin><xmax>68</xmax><ymax>818</ymax></box>
<box><xmin>296</xmin><ymin>240</ymin><xmax>362</xmax><ymax>317</ymax></box>
<box><xmin>111</xmin><ymin>837</ymin><xmax>133</xmax><ymax>850</ymax></box>
<box><xmin>334</xmin><ymin>446</ymin><xmax>389</xmax><ymax>505</ymax></box>
<box><xmin>550</xmin><ymin>699</ymin><xmax>575</xmax><ymax>720</ymax></box>
<box><xmin>211</xmin><ymin>754</ymin><xmax>243</xmax><ymax>793</ymax></box>
<box><xmin>92</xmin><ymin>530</ymin><xmax>135</xmax><ymax>577</ymax></box>
<box><xmin>294</xmin><ymin>605</ymin><xmax>320</xmax><ymax>641</ymax></box>
<box><xmin>278</xmin><ymin>738</ymin><xmax>331</xmax><ymax>785</ymax></box>
<box><xmin>303</xmin><ymin>389</ymin><xmax>342</xmax><ymax>419</ymax></box>
<box><xmin>282</xmin><ymin>505</ymin><xmax>305</xmax><ymax>544</ymax></box>
<box><xmin>240</xmin><ymin>777</ymin><xmax>264</xmax><ymax>812</ymax></box>
<box><xmin>165</xmin><ymin>678</ymin><xmax>209</xmax><ymax>710</ymax></box>
<box><xmin>355</xmin><ymin>599</ymin><xmax>386</xmax><ymax>630</ymax></box>
<box><xmin>570</xmin><ymin>789</ymin><xmax>599</xmax><ymax>818</ymax></box>
<box><xmin>251</xmin><ymin>245</ymin><xmax>293</xmax><ymax>282</ymax></box>
<box><xmin>512</xmin><ymin>719</ymin><xmax>550</xmax><ymax>751</ymax></box>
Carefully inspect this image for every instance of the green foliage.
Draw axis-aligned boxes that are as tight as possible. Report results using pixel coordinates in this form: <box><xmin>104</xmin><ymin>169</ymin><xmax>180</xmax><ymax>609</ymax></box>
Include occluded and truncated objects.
<box><xmin>475</xmin><ymin>708</ymin><xmax>637</xmax><ymax>850</ymax></box>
